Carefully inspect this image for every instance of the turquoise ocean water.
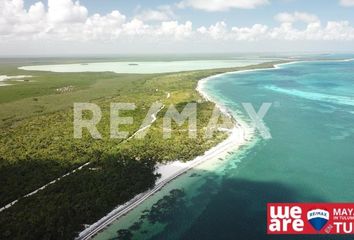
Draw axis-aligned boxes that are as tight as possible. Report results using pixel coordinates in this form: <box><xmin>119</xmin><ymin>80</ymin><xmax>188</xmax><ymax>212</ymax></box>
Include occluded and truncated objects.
<box><xmin>95</xmin><ymin>59</ymin><xmax>354</xmax><ymax>240</ymax></box>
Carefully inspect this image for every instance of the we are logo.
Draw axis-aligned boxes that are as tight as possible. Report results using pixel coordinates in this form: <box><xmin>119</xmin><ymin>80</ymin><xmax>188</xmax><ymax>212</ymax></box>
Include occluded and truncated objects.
<box><xmin>267</xmin><ymin>203</ymin><xmax>305</xmax><ymax>234</ymax></box>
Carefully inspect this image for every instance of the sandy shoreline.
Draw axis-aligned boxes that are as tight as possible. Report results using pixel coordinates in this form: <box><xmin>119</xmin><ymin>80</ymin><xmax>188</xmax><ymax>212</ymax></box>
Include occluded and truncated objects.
<box><xmin>77</xmin><ymin>70</ymin><xmax>255</xmax><ymax>240</ymax></box>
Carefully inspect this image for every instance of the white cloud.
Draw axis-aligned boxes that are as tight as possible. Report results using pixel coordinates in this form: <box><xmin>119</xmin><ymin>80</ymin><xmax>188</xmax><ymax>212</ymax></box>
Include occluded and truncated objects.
<box><xmin>123</xmin><ymin>19</ymin><xmax>150</xmax><ymax>36</ymax></box>
<box><xmin>275</xmin><ymin>12</ymin><xmax>319</xmax><ymax>23</ymax></box>
<box><xmin>231</xmin><ymin>24</ymin><xmax>268</xmax><ymax>41</ymax></box>
<box><xmin>28</xmin><ymin>2</ymin><xmax>46</xmax><ymax>22</ymax></box>
<box><xmin>340</xmin><ymin>0</ymin><xmax>354</xmax><ymax>6</ymax></box>
<box><xmin>48</xmin><ymin>0</ymin><xmax>88</xmax><ymax>23</ymax></box>
<box><xmin>0</xmin><ymin>0</ymin><xmax>46</xmax><ymax>36</ymax></box>
<box><xmin>82</xmin><ymin>11</ymin><xmax>126</xmax><ymax>40</ymax></box>
<box><xmin>158</xmin><ymin>21</ymin><xmax>193</xmax><ymax>39</ymax></box>
<box><xmin>198</xmin><ymin>21</ymin><xmax>228</xmax><ymax>39</ymax></box>
<box><xmin>269</xmin><ymin>20</ymin><xmax>354</xmax><ymax>41</ymax></box>
<box><xmin>178</xmin><ymin>0</ymin><xmax>269</xmax><ymax>11</ymax></box>
<box><xmin>135</xmin><ymin>6</ymin><xmax>175</xmax><ymax>22</ymax></box>
<box><xmin>323</xmin><ymin>21</ymin><xmax>354</xmax><ymax>40</ymax></box>
<box><xmin>198</xmin><ymin>15</ymin><xmax>354</xmax><ymax>42</ymax></box>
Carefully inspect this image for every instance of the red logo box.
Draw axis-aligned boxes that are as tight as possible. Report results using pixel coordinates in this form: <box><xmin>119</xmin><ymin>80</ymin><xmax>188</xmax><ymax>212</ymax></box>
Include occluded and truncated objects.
<box><xmin>267</xmin><ymin>203</ymin><xmax>354</xmax><ymax>234</ymax></box>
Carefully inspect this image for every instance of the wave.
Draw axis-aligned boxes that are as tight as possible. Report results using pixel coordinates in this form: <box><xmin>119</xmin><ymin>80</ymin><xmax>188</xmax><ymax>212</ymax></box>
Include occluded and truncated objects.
<box><xmin>264</xmin><ymin>85</ymin><xmax>354</xmax><ymax>107</ymax></box>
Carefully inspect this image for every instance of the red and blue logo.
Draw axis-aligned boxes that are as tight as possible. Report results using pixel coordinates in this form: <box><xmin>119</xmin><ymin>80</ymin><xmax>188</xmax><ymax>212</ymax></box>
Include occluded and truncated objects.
<box><xmin>307</xmin><ymin>209</ymin><xmax>329</xmax><ymax>231</ymax></box>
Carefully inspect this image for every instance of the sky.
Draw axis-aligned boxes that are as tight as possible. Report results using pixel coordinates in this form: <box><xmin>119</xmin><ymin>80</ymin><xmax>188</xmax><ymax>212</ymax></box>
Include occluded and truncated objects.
<box><xmin>1</xmin><ymin>0</ymin><xmax>354</xmax><ymax>56</ymax></box>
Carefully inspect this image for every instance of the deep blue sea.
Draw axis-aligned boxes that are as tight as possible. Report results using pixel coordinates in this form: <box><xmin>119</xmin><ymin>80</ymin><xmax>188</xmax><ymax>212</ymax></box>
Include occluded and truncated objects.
<box><xmin>95</xmin><ymin>59</ymin><xmax>354</xmax><ymax>240</ymax></box>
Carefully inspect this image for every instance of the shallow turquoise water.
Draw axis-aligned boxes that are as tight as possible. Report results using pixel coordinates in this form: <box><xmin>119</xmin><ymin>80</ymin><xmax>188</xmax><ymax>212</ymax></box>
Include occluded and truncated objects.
<box><xmin>94</xmin><ymin>59</ymin><xmax>354</xmax><ymax>240</ymax></box>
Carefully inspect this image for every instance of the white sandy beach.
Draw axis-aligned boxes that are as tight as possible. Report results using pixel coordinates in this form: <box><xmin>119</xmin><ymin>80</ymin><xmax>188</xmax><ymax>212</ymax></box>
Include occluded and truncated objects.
<box><xmin>77</xmin><ymin>72</ymin><xmax>254</xmax><ymax>240</ymax></box>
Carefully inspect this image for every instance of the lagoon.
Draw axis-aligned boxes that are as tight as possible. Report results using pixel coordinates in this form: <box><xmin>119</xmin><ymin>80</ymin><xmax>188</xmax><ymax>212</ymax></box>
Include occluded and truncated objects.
<box><xmin>19</xmin><ymin>59</ymin><xmax>273</xmax><ymax>74</ymax></box>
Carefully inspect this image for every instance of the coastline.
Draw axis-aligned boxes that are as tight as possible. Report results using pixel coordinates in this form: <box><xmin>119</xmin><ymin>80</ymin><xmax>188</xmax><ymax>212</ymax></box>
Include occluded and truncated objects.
<box><xmin>77</xmin><ymin>68</ymin><xmax>257</xmax><ymax>240</ymax></box>
<box><xmin>78</xmin><ymin>124</ymin><xmax>253</xmax><ymax>240</ymax></box>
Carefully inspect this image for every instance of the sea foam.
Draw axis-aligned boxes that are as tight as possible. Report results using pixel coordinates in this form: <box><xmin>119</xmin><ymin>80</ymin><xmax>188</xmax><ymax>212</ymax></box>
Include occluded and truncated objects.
<box><xmin>265</xmin><ymin>85</ymin><xmax>354</xmax><ymax>107</ymax></box>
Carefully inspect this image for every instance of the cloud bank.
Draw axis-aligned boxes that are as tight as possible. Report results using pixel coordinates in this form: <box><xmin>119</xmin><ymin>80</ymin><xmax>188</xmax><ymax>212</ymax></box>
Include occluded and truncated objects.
<box><xmin>340</xmin><ymin>0</ymin><xmax>354</xmax><ymax>7</ymax></box>
<box><xmin>177</xmin><ymin>0</ymin><xmax>269</xmax><ymax>11</ymax></box>
<box><xmin>0</xmin><ymin>0</ymin><xmax>354</xmax><ymax>54</ymax></box>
